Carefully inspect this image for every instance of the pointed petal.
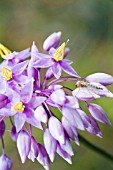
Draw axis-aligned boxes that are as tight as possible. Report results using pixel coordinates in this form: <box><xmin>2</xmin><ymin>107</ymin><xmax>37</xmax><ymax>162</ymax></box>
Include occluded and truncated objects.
<box><xmin>31</xmin><ymin>41</ymin><xmax>39</xmax><ymax>59</ymax></box>
<box><xmin>63</xmin><ymin>59</ymin><xmax>72</xmax><ymax>65</ymax></box>
<box><xmin>86</xmin><ymin>73</ymin><xmax>113</xmax><ymax>86</ymax></box>
<box><xmin>33</xmin><ymin>58</ymin><xmax>54</xmax><ymax>68</ymax></box>
<box><xmin>12</xmin><ymin>60</ymin><xmax>28</xmax><ymax>75</ymax></box>
<box><xmin>0</xmin><ymin>106</ymin><xmax>15</xmax><ymax>117</ymax></box>
<box><xmin>27</xmin><ymin>96</ymin><xmax>46</xmax><ymax>108</ymax></box>
<box><xmin>15</xmin><ymin>48</ymin><xmax>30</xmax><ymax>60</ymax></box>
<box><xmin>17</xmin><ymin>131</ymin><xmax>31</xmax><ymax>163</ymax></box>
<box><xmin>64</xmin><ymin>48</ymin><xmax>70</xmax><ymax>58</ymax></box>
<box><xmin>52</xmin><ymin>63</ymin><xmax>62</xmax><ymax>79</ymax></box>
<box><xmin>23</xmin><ymin>108</ymin><xmax>43</xmax><ymax>129</ymax></box>
<box><xmin>14</xmin><ymin>113</ymin><xmax>25</xmax><ymax>132</ymax></box>
<box><xmin>21</xmin><ymin>79</ymin><xmax>34</xmax><ymax>103</ymax></box>
<box><xmin>60</xmin><ymin>60</ymin><xmax>80</xmax><ymax>78</ymax></box>
<box><xmin>88</xmin><ymin>103</ymin><xmax>111</xmax><ymax>126</ymax></box>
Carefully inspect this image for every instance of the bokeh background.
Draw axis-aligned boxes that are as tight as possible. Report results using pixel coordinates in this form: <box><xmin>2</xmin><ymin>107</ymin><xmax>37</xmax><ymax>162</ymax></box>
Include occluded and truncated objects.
<box><xmin>0</xmin><ymin>0</ymin><xmax>113</xmax><ymax>170</ymax></box>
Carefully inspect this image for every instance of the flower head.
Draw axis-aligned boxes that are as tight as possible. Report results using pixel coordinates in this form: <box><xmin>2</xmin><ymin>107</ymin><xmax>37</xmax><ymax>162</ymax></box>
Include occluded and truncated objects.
<box><xmin>0</xmin><ymin>32</ymin><xmax>113</xmax><ymax>170</ymax></box>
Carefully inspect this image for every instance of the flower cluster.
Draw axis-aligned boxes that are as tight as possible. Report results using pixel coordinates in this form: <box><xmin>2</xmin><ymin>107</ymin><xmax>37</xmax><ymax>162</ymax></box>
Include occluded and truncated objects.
<box><xmin>0</xmin><ymin>32</ymin><xmax>113</xmax><ymax>170</ymax></box>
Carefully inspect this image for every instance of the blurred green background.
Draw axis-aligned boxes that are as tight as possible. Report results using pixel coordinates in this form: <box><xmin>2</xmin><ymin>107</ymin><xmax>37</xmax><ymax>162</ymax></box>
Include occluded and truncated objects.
<box><xmin>0</xmin><ymin>0</ymin><xmax>113</xmax><ymax>170</ymax></box>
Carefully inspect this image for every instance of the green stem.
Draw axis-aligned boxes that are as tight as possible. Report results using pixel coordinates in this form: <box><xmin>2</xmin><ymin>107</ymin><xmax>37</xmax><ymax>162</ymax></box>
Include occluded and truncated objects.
<box><xmin>78</xmin><ymin>134</ymin><xmax>113</xmax><ymax>162</ymax></box>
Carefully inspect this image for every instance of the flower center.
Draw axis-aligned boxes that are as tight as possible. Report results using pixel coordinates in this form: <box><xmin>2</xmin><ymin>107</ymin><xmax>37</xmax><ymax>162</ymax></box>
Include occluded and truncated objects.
<box><xmin>2</xmin><ymin>67</ymin><xmax>12</xmax><ymax>80</ymax></box>
<box><xmin>12</xmin><ymin>102</ymin><xmax>25</xmax><ymax>113</ymax></box>
<box><xmin>54</xmin><ymin>42</ymin><xmax>66</xmax><ymax>62</ymax></box>
<box><xmin>0</xmin><ymin>43</ymin><xmax>11</xmax><ymax>59</ymax></box>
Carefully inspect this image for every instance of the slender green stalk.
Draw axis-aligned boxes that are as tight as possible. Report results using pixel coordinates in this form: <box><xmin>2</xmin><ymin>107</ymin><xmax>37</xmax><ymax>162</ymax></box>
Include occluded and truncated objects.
<box><xmin>78</xmin><ymin>134</ymin><xmax>113</xmax><ymax>162</ymax></box>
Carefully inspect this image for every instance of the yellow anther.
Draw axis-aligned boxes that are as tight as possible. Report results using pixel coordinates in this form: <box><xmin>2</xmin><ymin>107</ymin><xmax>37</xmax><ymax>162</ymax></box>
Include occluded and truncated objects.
<box><xmin>2</xmin><ymin>67</ymin><xmax>12</xmax><ymax>80</ymax></box>
<box><xmin>54</xmin><ymin>42</ymin><xmax>66</xmax><ymax>62</ymax></box>
<box><xmin>0</xmin><ymin>43</ymin><xmax>11</xmax><ymax>59</ymax></box>
<box><xmin>12</xmin><ymin>102</ymin><xmax>25</xmax><ymax>113</ymax></box>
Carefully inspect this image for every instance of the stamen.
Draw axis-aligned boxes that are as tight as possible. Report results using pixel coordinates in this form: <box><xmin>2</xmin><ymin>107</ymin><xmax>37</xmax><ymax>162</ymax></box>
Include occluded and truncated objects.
<box><xmin>54</xmin><ymin>42</ymin><xmax>66</xmax><ymax>62</ymax></box>
<box><xmin>0</xmin><ymin>43</ymin><xmax>11</xmax><ymax>59</ymax></box>
<box><xmin>2</xmin><ymin>67</ymin><xmax>12</xmax><ymax>80</ymax></box>
<box><xmin>12</xmin><ymin>102</ymin><xmax>25</xmax><ymax>113</ymax></box>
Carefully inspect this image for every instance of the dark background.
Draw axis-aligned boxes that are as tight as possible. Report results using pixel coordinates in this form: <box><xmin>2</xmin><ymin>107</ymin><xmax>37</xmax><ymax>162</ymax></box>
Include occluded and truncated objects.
<box><xmin>0</xmin><ymin>0</ymin><xmax>113</xmax><ymax>170</ymax></box>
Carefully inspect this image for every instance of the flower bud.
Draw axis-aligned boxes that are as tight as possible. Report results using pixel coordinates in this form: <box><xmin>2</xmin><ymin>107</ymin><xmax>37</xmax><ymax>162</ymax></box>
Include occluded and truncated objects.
<box><xmin>43</xmin><ymin>32</ymin><xmax>61</xmax><ymax>51</ymax></box>
<box><xmin>17</xmin><ymin>131</ymin><xmax>31</xmax><ymax>163</ymax></box>
<box><xmin>10</xmin><ymin>126</ymin><xmax>18</xmax><ymax>142</ymax></box>
<box><xmin>0</xmin><ymin>154</ymin><xmax>12</xmax><ymax>170</ymax></box>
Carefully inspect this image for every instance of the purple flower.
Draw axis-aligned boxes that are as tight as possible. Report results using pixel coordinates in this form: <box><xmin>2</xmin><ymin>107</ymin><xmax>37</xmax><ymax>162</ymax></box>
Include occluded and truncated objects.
<box><xmin>49</xmin><ymin>116</ymin><xmax>66</xmax><ymax>145</ymax></box>
<box><xmin>0</xmin><ymin>60</ymin><xmax>29</xmax><ymax>94</ymax></box>
<box><xmin>59</xmin><ymin>135</ymin><xmax>74</xmax><ymax>156</ymax></box>
<box><xmin>85</xmin><ymin>73</ymin><xmax>113</xmax><ymax>86</ymax></box>
<box><xmin>33</xmin><ymin>42</ymin><xmax>80</xmax><ymax>79</ymax></box>
<box><xmin>62</xmin><ymin>116</ymin><xmax>79</xmax><ymax>145</ymax></box>
<box><xmin>77</xmin><ymin>109</ymin><xmax>102</xmax><ymax>137</ymax></box>
<box><xmin>62</xmin><ymin>106</ymin><xmax>84</xmax><ymax>131</ymax></box>
<box><xmin>27</xmin><ymin>41</ymin><xmax>39</xmax><ymax>78</ymax></box>
<box><xmin>10</xmin><ymin>125</ymin><xmax>18</xmax><ymax>142</ymax></box>
<box><xmin>57</xmin><ymin>143</ymin><xmax>72</xmax><ymax>164</ymax></box>
<box><xmin>43</xmin><ymin>31</ymin><xmax>62</xmax><ymax>51</ymax></box>
<box><xmin>0</xmin><ymin>80</ymin><xmax>46</xmax><ymax>132</ymax></box>
<box><xmin>37</xmin><ymin>143</ymin><xmax>50</xmax><ymax>170</ymax></box>
<box><xmin>0</xmin><ymin>154</ymin><xmax>12</xmax><ymax>170</ymax></box>
<box><xmin>17</xmin><ymin>131</ymin><xmax>31</xmax><ymax>163</ymax></box>
<box><xmin>44</xmin><ymin>128</ymin><xmax>57</xmax><ymax>162</ymax></box>
<box><xmin>28</xmin><ymin>136</ymin><xmax>39</xmax><ymax>162</ymax></box>
<box><xmin>87</xmin><ymin>103</ymin><xmax>111</xmax><ymax>126</ymax></box>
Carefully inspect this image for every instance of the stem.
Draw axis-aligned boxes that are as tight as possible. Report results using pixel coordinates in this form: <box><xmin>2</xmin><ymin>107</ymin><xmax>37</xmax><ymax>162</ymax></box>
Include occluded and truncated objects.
<box><xmin>9</xmin><ymin>117</ymin><xmax>14</xmax><ymax>126</ymax></box>
<box><xmin>47</xmin><ymin>76</ymin><xmax>78</xmax><ymax>87</ymax></box>
<box><xmin>78</xmin><ymin>134</ymin><xmax>113</xmax><ymax>162</ymax></box>
<box><xmin>1</xmin><ymin>137</ymin><xmax>5</xmax><ymax>155</ymax></box>
<box><xmin>43</xmin><ymin>102</ymin><xmax>52</xmax><ymax>117</ymax></box>
<box><xmin>30</xmin><ymin>124</ymin><xmax>32</xmax><ymax>136</ymax></box>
